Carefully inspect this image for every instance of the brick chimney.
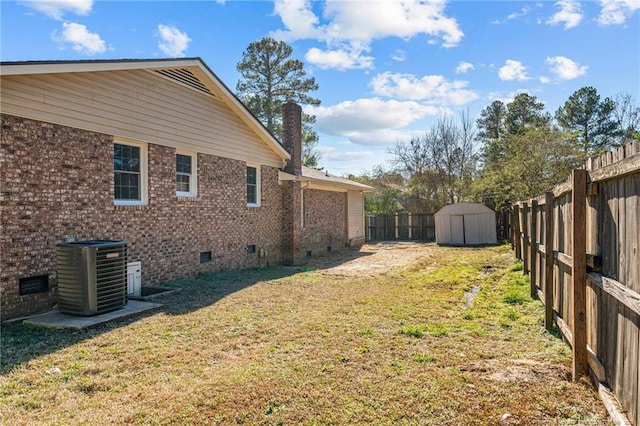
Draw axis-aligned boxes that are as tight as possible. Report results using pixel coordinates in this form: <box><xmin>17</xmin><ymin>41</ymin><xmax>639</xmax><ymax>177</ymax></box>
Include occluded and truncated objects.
<box><xmin>282</xmin><ymin>100</ymin><xmax>302</xmax><ymax>175</ymax></box>
<box><xmin>281</xmin><ymin>100</ymin><xmax>304</xmax><ymax>265</ymax></box>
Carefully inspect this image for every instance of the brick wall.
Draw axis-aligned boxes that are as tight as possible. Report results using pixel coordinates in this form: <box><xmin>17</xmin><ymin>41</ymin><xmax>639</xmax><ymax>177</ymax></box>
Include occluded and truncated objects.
<box><xmin>301</xmin><ymin>189</ymin><xmax>348</xmax><ymax>259</ymax></box>
<box><xmin>0</xmin><ymin>115</ymin><xmax>285</xmax><ymax>320</ymax></box>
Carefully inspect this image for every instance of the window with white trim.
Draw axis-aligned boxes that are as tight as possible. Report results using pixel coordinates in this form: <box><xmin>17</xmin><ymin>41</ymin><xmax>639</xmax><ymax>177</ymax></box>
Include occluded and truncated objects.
<box><xmin>114</xmin><ymin>140</ymin><xmax>147</xmax><ymax>205</ymax></box>
<box><xmin>246</xmin><ymin>165</ymin><xmax>261</xmax><ymax>207</ymax></box>
<box><xmin>176</xmin><ymin>151</ymin><xmax>197</xmax><ymax>197</ymax></box>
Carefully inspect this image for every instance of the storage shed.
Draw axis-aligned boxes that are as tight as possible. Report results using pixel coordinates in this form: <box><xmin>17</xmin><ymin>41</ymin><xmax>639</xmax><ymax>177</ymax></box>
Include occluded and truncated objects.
<box><xmin>434</xmin><ymin>203</ymin><xmax>497</xmax><ymax>245</ymax></box>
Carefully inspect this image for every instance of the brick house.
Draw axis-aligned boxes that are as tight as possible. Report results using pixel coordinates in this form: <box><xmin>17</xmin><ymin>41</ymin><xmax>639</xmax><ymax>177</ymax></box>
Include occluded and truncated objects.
<box><xmin>0</xmin><ymin>58</ymin><xmax>371</xmax><ymax>320</ymax></box>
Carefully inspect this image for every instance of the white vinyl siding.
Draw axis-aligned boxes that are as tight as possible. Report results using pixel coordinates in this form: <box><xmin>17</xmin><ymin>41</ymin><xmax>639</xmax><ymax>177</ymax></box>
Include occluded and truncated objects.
<box><xmin>347</xmin><ymin>190</ymin><xmax>365</xmax><ymax>240</ymax></box>
<box><xmin>0</xmin><ymin>70</ymin><xmax>283</xmax><ymax>167</ymax></box>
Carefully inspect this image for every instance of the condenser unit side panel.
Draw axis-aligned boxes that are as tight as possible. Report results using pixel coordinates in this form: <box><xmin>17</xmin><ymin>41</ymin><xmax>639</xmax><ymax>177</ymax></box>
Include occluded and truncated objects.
<box><xmin>57</xmin><ymin>246</ymin><xmax>91</xmax><ymax>315</ymax></box>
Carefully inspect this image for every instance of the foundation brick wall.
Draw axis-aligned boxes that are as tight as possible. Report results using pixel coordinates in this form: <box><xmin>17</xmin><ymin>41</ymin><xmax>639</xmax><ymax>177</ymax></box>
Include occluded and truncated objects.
<box><xmin>0</xmin><ymin>115</ymin><xmax>286</xmax><ymax>320</ymax></box>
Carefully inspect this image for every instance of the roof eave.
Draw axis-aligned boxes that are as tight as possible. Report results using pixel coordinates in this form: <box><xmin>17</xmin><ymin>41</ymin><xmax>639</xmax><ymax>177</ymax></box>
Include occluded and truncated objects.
<box><xmin>279</xmin><ymin>171</ymin><xmax>374</xmax><ymax>192</ymax></box>
<box><xmin>0</xmin><ymin>58</ymin><xmax>203</xmax><ymax>75</ymax></box>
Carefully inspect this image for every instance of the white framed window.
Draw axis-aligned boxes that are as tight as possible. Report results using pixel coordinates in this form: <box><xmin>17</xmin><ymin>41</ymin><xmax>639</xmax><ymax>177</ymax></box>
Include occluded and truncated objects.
<box><xmin>176</xmin><ymin>150</ymin><xmax>197</xmax><ymax>197</ymax></box>
<box><xmin>114</xmin><ymin>139</ymin><xmax>148</xmax><ymax>206</ymax></box>
<box><xmin>246</xmin><ymin>164</ymin><xmax>261</xmax><ymax>207</ymax></box>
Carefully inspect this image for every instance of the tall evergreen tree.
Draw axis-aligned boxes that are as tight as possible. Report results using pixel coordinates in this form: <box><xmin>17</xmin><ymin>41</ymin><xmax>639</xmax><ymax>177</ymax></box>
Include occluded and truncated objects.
<box><xmin>505</xmin><ymin>93</ymin><xmax>550</xmax><ymax>135</ymax></box>
<box><xmin>555</xmin><ymin>86</ymin><xmax>619</xmax><ymax>155</ymax></box>
<box><xmin>473</xmin><ymin>93</ymin><xmax>579</xmax><ymax>208</ymax></box>
<box><xmin>476</xmin><ymin>100</ymin><xmax>507</xmax><ymax>166</ymax></box>
<box><xmin>236</xmin><ymin>37</ymin><xmax>321</xmax><ymax>166</ymax></box>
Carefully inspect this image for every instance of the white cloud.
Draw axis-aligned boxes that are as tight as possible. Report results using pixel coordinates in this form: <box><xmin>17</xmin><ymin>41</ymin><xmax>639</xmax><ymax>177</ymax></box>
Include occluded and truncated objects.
<box><xmin>334</xmin><ymin>128</ymin><xmax>427</xmax><ymax>147</ymax></box>
<box><xmin>271</xmin><ymin>0</ymin><xmax>464</xmax><ymax>70</ymax></box>
<box><xmin>493</xmin><ymin>4</ymin><xmax>540</xmax><ymax>24</ymax></box>
<box><xmin>508</xmin><ymin>5</ymin><xmax>531</xmax><ymax>20</ymax></box>
<box><xmin>319</xmin><ymin>0</ymin><xmax>464</xmax><ymax>47</ymax></box>
<box><xmin>539</xmin><ymin>76</ymin><xmax>552</xmax><ymax>84</ymax></box>
<box><xmin>52</xmin><ymin>22</ymin><xmax>105</xmax><ymax>54</ymax></box>
<box><xmin>20</xmin><ymin>0</ymin><xmax>93</xmax><ymax>20</ymax></box>
<box><xmin>305</xmin><ymin>44</ymin><xmax>374</xmax><ymax>70</ymax></box>
<box><xmin>271</xmin><ymin>0</ymin><xmax>324</xmax><ymax>40</ymax></box>
<box><xmin>547</xmin><ymin>0</ymin><xmax>583</xmax><ymax>29</ymax></box>
<box><xmin>370</xmin><ymin>72</ymin><xmax>478</xmax><ymax>105</ymax></box>
<box><xmin>546</xmin><ymin>56</ymin><xmax>588</xmax><ymax>80</ymax></box>
<box><xmin>498</xmin><ymin>59</ymin><xmax>529</xmax><ymax>81</ymax></box>
<box><xmin>308</xmin><ymin>98</ymin><xmax>440</xmax><ymax>139</ymax></box>
<box><xmin>157</xmin><ymin>24</ymin><xmax>191</xmax><ymax>57</ymax></box>
<box><xmin>486</xmin><ymin>90</ymin><xmax>530</xmax><ymax>106</ymax></box>
<box><xmin>598</xmin><ymin>0</ymin><xmax>640</xmax><ymax>25</ymax></box>
<box><xmin>392</xmin><ymin>49</ymin><xmax>406</xmax><ymax>62</ymax></box>
<box><xmin>316</xmin><ymin>146</ymin><xmax>374</xmax><ymax>161</ymax></box>
<box><xmin>455</xmin><ymin>61</ymin><xmax>474</xmax><ymax>74</ymax></box>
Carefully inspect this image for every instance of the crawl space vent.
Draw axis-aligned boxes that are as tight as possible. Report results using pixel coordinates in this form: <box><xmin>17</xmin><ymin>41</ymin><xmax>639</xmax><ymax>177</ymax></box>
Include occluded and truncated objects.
<box><xmin>19</xmin><ymin>275</ymin><xmax>49</xmax><ymax>295</ymax></box>
<box><xmin>200</xmin><ymin>251</ymin><xmax>212</xmax><ymax>263</ymax></box>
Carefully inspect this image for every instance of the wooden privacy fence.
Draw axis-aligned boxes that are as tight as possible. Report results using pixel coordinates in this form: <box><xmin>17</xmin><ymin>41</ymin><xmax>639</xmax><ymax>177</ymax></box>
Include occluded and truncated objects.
<box><xmin>507</xmin><ymin>141</ymin><xmax>639</xmax><ymax>425</ymax></box>
<box><xmin>365</xmin><ymin>213</ymin><xmax>435</xmax><ymax>242</ymax></box>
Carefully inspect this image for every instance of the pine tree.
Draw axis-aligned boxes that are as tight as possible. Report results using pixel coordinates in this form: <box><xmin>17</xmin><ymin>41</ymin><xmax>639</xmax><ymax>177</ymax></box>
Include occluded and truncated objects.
<box><xmin>555</xmin><ymin>86</ymin><xmax>619</xmax><ymax>155</ymax></box>
<box><xmin>236</xmin><ymin>38</ymin><xmax>321</xmax><ymax>166</ymax></box>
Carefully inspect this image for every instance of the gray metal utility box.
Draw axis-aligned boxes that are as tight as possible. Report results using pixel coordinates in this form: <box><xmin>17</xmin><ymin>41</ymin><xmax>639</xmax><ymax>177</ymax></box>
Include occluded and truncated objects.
<box><xmin>56</xmin><ymin>240</ymin><xmax>127</xmax><ymax>316</ymax></box>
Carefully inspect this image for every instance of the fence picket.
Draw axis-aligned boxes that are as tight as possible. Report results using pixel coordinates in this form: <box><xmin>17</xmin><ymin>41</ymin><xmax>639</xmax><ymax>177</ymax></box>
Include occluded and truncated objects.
<box><xmin>572</xmin><ymin>169</ymin><xmax>588</xmax><ymax>380</ymax></box>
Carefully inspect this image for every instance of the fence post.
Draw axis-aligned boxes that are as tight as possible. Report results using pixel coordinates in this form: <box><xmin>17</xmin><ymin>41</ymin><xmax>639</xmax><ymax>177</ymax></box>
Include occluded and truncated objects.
<box><xmin>522</xmin><ymin>201</ymin><xmax>529</xmax><ymax>274</ymax></box>
<box><xmin>514</xmin><ymin>204</ymin><xmax>521</xmax><ymax>260</ymax></box>
<box><xmin>408</xmin><ymin>213</ymin><xmax>413</xmax><ymax>240</ymax></box>
<box><xmin>509</xmin><ymin>205</ymin><xmax>516</xmax><ymax>249</ymax></box>
<box><xmin>544</xmin><ymin>192</ymin><xmax>554</xmax><ymax>330</ymax></box>
<box><xmin>572</xmin><ymin>169</ymin><xmax>588</xmax><ymax>380</ymax></box>
<box><xmin>395</xmin><ymin>213</ymin><xmax>399</xmax><ymax>239</ymax></box>
<box><xmin>530</xmin><ymin>199</ymin><xmax>538</xmax><ymax>298</ymax></box>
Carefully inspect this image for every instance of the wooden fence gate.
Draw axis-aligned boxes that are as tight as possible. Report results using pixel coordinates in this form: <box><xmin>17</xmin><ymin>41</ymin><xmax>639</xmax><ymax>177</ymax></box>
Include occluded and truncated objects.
<box><xmin>504</xmin><ymin>141</ymin><xmax>639</xmax><ymax>425</ymax></box>
<box><xmin>366</xmin><ymin>213</ymin><xmax>435</xmax><ymax>242</ymax></box>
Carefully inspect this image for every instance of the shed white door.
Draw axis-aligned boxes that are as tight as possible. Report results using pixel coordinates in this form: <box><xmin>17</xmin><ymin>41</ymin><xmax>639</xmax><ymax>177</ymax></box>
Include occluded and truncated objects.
<box><xmin>464</xmin><ymin>214</ymin><xmax>480</xmax><ymax>245</ymax></box>
<box><xmin>450</xmin><ymin>215</ymin><xmax>465</xmax><ymax>245</ymax></box>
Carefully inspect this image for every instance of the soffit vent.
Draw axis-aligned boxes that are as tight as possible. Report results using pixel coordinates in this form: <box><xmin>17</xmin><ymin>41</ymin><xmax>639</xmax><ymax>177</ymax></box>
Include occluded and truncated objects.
<box><xmin>153</xmin><ymin>68</ymin><xmax>215</xmax><ymax>97</ymax></box>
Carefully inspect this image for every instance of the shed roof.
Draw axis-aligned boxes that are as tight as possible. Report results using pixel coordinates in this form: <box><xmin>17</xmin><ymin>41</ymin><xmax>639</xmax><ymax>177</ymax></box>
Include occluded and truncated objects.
<box><xmin>435</xmin><ymin>202</ymin><xmax>495</xmax><ymax>216</ymax></box>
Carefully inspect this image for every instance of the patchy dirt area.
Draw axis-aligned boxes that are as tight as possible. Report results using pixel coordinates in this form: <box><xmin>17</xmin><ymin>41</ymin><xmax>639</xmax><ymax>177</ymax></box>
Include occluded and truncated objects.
<box><xmin>308</xmin><ymin>241</ymin><xmax>439</xmax><ymax>277</ymax></box>
<box><xmin>461</xmin><ymin>358</ymin><xmax>572</xmax><ymax>383</ymax></box>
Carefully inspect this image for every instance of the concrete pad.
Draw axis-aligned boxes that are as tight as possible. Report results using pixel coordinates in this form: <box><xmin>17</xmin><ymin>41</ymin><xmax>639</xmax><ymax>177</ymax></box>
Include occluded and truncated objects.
<box><xmin>23</xmin><ymin>300</ymin><xmax>162</xmax><ymax>330</ymax></box>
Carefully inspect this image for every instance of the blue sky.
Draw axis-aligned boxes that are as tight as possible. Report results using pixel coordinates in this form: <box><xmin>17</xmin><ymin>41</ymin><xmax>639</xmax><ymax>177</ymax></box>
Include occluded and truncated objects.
<box><xmin>2</xmin><ymin>0</ymin><xmax>639</xmax><ymax>175</ymax></box>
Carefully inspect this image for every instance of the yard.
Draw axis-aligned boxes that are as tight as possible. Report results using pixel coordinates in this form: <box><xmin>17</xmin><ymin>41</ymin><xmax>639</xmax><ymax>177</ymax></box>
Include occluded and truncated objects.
<box><xmin>0</xmin><ymin>243</ymin><xmax>609</xmax><ymax>425</ymax></box>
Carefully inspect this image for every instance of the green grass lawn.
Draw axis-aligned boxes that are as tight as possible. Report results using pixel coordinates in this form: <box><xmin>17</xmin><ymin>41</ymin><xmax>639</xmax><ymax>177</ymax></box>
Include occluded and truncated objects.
<box><xmin>0</xmin><ymin>244</ymin><xmax>608</xmax><ymax>425</ymax></box>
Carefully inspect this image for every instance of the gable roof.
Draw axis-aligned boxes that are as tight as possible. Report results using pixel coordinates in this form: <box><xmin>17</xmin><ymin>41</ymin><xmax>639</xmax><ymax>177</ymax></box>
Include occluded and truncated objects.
<box><xmin>0</xmin><ymin>58</ymin><xmax>290</xmax><ymax>161</ymax></box>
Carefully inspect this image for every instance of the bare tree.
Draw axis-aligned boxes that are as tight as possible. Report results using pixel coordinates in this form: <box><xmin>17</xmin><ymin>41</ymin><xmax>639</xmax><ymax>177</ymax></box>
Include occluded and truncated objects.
<box><xmin>389</xmin><ymin>113</ymin><xmax>477</xmax><ymax>212</ymax></box>
<box><xmin>613</xmin><ymin>92</ymin><xmax>640</xmax><ymax>140</ymax></box>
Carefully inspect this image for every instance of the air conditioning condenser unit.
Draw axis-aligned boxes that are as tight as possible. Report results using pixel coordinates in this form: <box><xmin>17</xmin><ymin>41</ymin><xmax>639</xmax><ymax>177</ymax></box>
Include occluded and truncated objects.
<box><xmin>56</xmin><ymin>240</ymin><xmax>127</xmax><ymax>316</ymax></box>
